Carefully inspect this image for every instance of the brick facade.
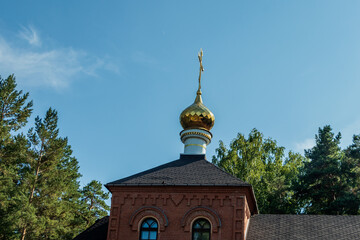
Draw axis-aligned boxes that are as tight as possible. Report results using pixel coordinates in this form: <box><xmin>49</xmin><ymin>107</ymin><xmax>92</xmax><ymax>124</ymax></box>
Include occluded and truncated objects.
<box><xmin>106</xmin><ymin>186</ymin><xmax>255</xmax><ymax>240</ymax></box>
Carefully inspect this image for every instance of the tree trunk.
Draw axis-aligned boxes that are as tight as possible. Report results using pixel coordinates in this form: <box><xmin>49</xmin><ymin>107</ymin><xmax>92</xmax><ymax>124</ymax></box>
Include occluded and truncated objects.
<box><xmin>21</xmin><ymin>155</ymin><xmax>42</xmax><ymax>240</ymax></box>
<box><xmin>20</xmin><ymin>227</ymin><xmax>27</xmax><ymax>240</ymax></box>
<box><xmin>28</xmin><ymin>164</ymin><xmax>40</xmax><ymax>203</ymax></box>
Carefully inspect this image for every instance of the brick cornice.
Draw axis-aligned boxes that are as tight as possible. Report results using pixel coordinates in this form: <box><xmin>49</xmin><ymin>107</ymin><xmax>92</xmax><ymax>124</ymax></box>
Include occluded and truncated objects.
<box><xmin>181</xmin><ymin>206</ymin><xmax>221</xmax><ymax>233</ymax></box>
<box><xmin>129</xmin><ymin>206</ymin><xmax>168</xmax><ymax>232</ymax></box>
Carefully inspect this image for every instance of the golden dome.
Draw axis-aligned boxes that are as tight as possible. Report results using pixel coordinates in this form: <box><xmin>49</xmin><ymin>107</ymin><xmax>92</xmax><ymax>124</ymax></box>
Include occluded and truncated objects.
<box><xmin>180</xmin><ymin>89</ymin><xmax>215</xmax><ymax>131</ymax></box>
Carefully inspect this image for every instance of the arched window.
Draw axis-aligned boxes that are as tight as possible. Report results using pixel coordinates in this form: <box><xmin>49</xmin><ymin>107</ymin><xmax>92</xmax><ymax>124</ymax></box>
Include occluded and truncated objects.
<box><xmin>192</xmin><ymin>218</ymin><xmax>211</xmax><ymax>240</ymax></box>
<box><xmin>140</xmin><ymin>218</ymin><xmax>158</xmax><ymax>240</ymax></box>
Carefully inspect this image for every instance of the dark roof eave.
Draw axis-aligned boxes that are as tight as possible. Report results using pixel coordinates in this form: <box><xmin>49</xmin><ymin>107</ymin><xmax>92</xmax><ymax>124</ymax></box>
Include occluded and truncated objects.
<box><xmin>248</xmin><ymin>185</ymin><xmax>259</xmax><ymax>215</ymax></box>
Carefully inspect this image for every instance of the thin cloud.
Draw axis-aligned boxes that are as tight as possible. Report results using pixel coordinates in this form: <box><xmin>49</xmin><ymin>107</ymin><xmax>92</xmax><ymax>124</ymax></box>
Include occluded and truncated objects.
<box><xmin>340</xmin><ymin>118</ymin><xmax>360</xmax><ymax>148</ymax></box>
<box><xmin>294</xmin><ymin>138</ymin><xmax>315</xmax><ymax>153</ymax></box>
<box><xmin>131</xmin><ymin>51</ymin><xmax>158</xmax><ymax>65</ymax></box>
<box><xmin>18</xmin><ymin>25</ymin><xmax>41</xmax><ymax>47</ymax></box>
<box><xmin>294</xmin><ymin>121</ymin><xmax>360</xmax><ymax>153</ymax></box>
<box><xmin>0</xmin><ymin>27</ymin><xmax>119</xmax><ymax>89</ymax></box>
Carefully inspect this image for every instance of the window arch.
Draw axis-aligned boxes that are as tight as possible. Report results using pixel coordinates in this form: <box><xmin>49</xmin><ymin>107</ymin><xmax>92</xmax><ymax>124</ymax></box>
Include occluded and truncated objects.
<box><xmin>140</xmin><ymin>218</ymin><xmax>158</xmax><ymax>240</ymax></box>
<box><xmin>192</xmin><ymin>218</ymin><xmax>211</xmax><ymax>240</ymax></box>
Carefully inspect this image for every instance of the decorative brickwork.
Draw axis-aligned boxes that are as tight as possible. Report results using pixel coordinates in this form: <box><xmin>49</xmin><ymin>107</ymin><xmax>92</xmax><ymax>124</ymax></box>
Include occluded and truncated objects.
<box><xmin>106</xmin><ymin>186</ymin><xmax>256</xmax><ymax>240</ymax></box>
<box><xmin>129</xmin><ymin>206</ymin><xmax>168</xmax><ymax>231</ymax></box>
<box><xmin>181</xmin><ymin>206</ymin><xmax>221</xmax><ymax>232</ymax></box>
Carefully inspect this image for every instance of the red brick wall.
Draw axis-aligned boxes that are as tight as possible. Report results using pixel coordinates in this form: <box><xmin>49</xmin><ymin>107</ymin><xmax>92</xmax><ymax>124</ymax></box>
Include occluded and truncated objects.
<box><xmin>243</xmin><ymin>197</ymin><xmax>251</xmax><ymax>239</ymax></box>
<box><xmin>106</xmin><ymin>186</ymin><xmax>255</xmax><ymax>240</ymax></box>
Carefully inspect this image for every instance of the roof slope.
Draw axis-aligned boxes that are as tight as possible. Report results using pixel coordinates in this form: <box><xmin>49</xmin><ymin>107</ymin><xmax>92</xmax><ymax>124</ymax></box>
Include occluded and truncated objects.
<box><xmin>106</xmin><ymin>154</ymin><xmax>249</xmax><ymax>186</ymax></box>
<box><xmin>73</xmin><ymin>216</ymin><xmax>108</xmax><ymax>240</ymax></box>
<box><xmin>246</xmin><ymin>214</ymin><xmax>360</xmax><ymax>240</ymax></box>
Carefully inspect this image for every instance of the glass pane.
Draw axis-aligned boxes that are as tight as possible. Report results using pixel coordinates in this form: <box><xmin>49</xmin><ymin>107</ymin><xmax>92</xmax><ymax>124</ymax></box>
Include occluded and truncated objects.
<box><xmin>203</xmin><ymin>222</ymin><xmax>210</xmax><ymax>229</ymax></box>
<box><xmin>194</xmin><ymin>234</ymin><xmax>209</xmax><ymax>240</ymax></box>
<box><xmin>150</xmin><ymin>221</ymin><xmax>158</xmax><ymax>228</ymax></box>
<box><xmin>194</xmin><ymin>222</ymin><xmax>201</xmax><ymax>229</ymax></box>
<box><xmin>202</xmin><ymin>232</ymin><xmax>210</xmax><ymax>239</ymax></box>
<box><xmin>141</xmin><ymin>231</ymin><xmax>149</xmax><ymax>239</ymax></box>
<box><xmin>193</xmin><ymin>232</ymin><xmax>200</xmax><ymax>240</ymax></box>
<box><xmin>142</xmin><ymin>222</ymin><xmax>149</xmax><ymax>228</ymax></box>
<box><xmin>149</xmin><ymin>231</ymin><xmax>157</xmax><ymax>239</ymax></box>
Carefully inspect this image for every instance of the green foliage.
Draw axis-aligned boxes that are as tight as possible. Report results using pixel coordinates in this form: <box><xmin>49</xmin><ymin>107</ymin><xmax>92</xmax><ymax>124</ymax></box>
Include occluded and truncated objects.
<box><xmin>295</xmin><ymin>126</ymin><xmax>360</xmax><ymax>214</ymax></box>
<box><xmin>19</xmin><ymin>108</ymin><xmax>82</xmax><ymax>239</ymax></box>
<box><xmin>343</xmin><ymin>134</ymin><xmax>360</xmax><ymax>214</ymax></box>
<box><xmin>0</xmin><ymin>75</ymin><xmax>109</xmax><ymax>240</ymax></box>
<box><xmin>79</xmin><ymin>180</ymin><xmax>110</xmax><ymax>229</ymax></box>
<box><xmin>212</xmin><ymin>129</ymin><xmax>304</xmax><ymax>214</ymax></box>
<box><xmin>213</xmin><ymin>127</ymin><xmax>360</xmax><ymax>215</ymax></box>
<box><xmin>0</xmin><ymin>75</ymin><xmax>33</xmax><ymax>239</ymax></box>
<box><xmin>0</xmin><ymin>75</ymin><xmax>33</xmax><ymax>137</ymax></box>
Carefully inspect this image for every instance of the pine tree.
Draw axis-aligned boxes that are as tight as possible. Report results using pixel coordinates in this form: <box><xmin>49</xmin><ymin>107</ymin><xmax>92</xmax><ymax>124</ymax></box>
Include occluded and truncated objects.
<box><xmin>295</xmin><ymin>125</ymin><xmax>348</xmax><ymax>214</ymax></box>
<box><xmin>0</xmin><ymin>74</ymin><xmax>33</xmax><ymax>139</ymax></box>
<box><xmin>19</xmin><ymin>108</ymin><xmax>83</xmax><ymax>240</ymax></box>
<box><xmin>341</xmin><ymin>134</ymin><xmax>360</xmax><ymax>214</ymax></box>
<box><xmin>0</xmin><ymin>74</ymin><xmax>110</xmax><ymax>239</ymax></box>
<box><xmin>0</xmin><ymin>75</ymin><xmax>33</xmax><ymax>239</ymax></box>
<box><xmin>79</xmin><ymin>180</ymin><xmax>110</xmax><ymax>229</ymax></box>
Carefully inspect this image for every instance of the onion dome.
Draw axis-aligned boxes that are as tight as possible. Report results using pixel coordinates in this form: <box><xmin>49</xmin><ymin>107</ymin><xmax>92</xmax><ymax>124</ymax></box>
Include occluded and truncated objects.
<box><xmin>180</xmin><ymin>89</ymin><xmax>215</xmax><ymax>131</ymax></box>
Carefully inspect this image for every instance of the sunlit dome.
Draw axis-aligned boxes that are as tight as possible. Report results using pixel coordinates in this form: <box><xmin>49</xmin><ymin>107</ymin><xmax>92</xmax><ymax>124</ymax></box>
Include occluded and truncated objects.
<box><xmin>180</xmin><ymin>89</ymin><xmax>215</xmax><ymax>131</ymax></box>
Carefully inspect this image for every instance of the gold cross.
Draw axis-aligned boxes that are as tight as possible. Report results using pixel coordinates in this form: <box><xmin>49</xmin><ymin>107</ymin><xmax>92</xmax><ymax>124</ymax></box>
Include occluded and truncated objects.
<box><xmin>198</xmin><ymin>48</ymin><xmax>204</xmax><ymax>92</ymax></box>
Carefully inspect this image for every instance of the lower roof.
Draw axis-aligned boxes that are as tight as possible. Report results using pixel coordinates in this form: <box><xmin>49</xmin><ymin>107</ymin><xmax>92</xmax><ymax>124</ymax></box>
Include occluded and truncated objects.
<box><xmin>73</xmin><ymin>216</ymin><xmax>108</xmax><ymax>240</ymax></box>
<box><xmin>246</xmin><ymin>214</ymin><xmax>360</xmax><ymax>240</ymax></box>
<box><xmin>73</xmin><ymin>214</ymin><xmax>360</xmax><ymax>240</ymax></box>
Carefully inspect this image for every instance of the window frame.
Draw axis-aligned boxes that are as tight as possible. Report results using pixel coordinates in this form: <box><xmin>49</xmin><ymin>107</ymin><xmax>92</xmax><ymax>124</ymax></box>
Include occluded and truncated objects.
<box><xmin>192</xmin><ymin>218</ymin><xmax>211</xmax><ymax>240</ymax></box>
<box><xmin>139</xmin><ymin>217</ymin><xmax>159</xmax><ymax>240</ymax></box>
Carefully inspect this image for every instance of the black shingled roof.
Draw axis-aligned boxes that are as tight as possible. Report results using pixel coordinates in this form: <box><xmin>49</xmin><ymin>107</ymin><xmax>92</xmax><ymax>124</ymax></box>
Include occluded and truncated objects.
<box><xmin>106</xmin><ymin>154</ymin><xmax>249</xmax><ymax>187</ymax></box>
<box><xmin>246</xmin><ymin>214</ymin><xmax>360</xmax><ymax>240</ymax></box>
<box><xmin>73</xmin><ymin>216</ymin><xmax>109</xmax><ymax>240</ymax></box>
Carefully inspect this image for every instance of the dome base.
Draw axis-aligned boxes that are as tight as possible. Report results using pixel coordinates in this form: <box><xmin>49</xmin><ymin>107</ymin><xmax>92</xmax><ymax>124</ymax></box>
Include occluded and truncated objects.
<box><xmin>180</xmin><ymin>128</ymin><xmax>212</xmax><ymax>155</ymax></box>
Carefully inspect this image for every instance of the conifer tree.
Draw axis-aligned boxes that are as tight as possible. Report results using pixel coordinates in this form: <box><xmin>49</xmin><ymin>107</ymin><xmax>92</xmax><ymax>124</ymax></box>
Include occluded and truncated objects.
<box><xmin>18</xmin><ymin>109</ymin><xmax>110</xmax><ymax>240</ymax></box>
<box><xmin>341</xmin><ymin>134</ymin><xmax>360</xmax><ymax>214</ymax></box>
<box><xmin>19</xmin><ymin>108</ymin><xmax>87</xmax><ymax>240</ymax></box>
<box><xmin>295</xmin><ymin>125</ymin><xmax>352</xmax><ymax>214</ymax></box>
<box><xmin>79</xmin><ymin>180</ymin><xmax>110</xmax><ymax>229</ymax></box>
<box><xmin>0</xmin><ymin>74</ymin><xmax>110</xmax><ymax>239</ymax></box>
<box><xmin>0</xmin><ymin>75</ymin><xmax>33</xmax><ymax>239</ymax></box>
<box><xmin>0</xmin><ymin>75</ymin><xmax>33</xmax><ymax>139</ymax></box>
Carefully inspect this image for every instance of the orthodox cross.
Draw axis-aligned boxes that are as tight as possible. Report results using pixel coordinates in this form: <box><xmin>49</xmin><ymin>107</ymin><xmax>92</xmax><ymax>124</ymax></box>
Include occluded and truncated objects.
<box><xmin>198</xmin><ymin>48</ymin><xmax>204</xmax><ymax>92</ymax></box>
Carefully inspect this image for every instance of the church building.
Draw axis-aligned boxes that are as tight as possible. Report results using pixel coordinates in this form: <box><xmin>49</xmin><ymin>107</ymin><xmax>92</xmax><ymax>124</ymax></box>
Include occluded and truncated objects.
<box><xmin>74</xmin><ymin>50</ymin><xmax>360</xmax><ymax>240</ymax></box>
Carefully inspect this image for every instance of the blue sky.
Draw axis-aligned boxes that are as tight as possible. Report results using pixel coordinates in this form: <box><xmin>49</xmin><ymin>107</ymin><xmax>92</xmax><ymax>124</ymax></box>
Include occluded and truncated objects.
<box><xmin>1</xmin><ymin>1</ymin><xmax>360</xmax><ymax>189</ymax></box>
